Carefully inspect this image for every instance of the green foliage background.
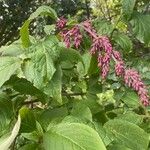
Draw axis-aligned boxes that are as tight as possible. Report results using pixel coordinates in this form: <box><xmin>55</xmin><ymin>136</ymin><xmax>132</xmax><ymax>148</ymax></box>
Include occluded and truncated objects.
<box><xmin>0</xmin><ymin>0</ymin><xmax>150</xmax><ymax>149</ymax></box>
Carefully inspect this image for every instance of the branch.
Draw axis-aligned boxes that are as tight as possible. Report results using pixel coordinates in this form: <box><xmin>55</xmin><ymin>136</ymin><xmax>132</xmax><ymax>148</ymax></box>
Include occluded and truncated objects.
<box><xmin>22</xmin><ymin>99</ymin><xmax>39</xmax><ymax>105</ymax></box>
<box><xmin>22</xmin><ymin>92</ymin><xmax>86</xmax><ymax>105</ymax></box>
<box><xmin>62</xmin><ymin>92</ymin><xmax>86</xmax><ymax>96</ymax></box>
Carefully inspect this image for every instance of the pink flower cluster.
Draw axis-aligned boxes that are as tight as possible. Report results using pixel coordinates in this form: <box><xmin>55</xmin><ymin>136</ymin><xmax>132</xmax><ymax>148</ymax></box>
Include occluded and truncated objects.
<box><xmin>124</xmin><ymin>69</ymin><xmax>149</xmax><ymax>106</ymax></box>
<box><xmin>90</xmin><ymin>36</ymin><xmax>113</xmax><ymax>78</ymax></box>
<box><xmin>113</xmin><ymin>50</ymin><xmax>149</xmax><ymax>106</ymax></box>
<box><xmin>61</xmin><ymin>26</ymin><xmax>82</xmax><ymax>48</ymax></box>
<box><xmin>82</xmin><ymin>20</ymin><xmax>113</xmax><ymax>79</ymax></box>
<box><xmin>113</xmin><ymin>50</ymin><xmax>125</xmax><ymax>76</ymax></box>
<box><xmin>56</xmin><ymin>17</ymin><xmax>67</xmax><ymax>30</ymax></box>
<box><xmin>56</xmin><ymin>18</ymin><xmax>149</xmax><ymax>106</ymax></box>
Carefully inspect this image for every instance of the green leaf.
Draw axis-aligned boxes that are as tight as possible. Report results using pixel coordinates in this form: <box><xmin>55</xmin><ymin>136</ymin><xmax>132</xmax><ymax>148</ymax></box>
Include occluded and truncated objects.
<box><xmin>116</xmin><ymin>112</ymin><xmax>143</xmax><ymax>125</ymax></box>
<box><xmin>6</xmin><ymin>76</ymin><xmax>47</xmax><ymax>103</ymax></box>
<box><xmin>44</xmin><ymin>65</ymin><xmax>62</xmax><ymax>103</ymax></box>
<box><xmin>94</xmin><ymin>19</ymin><xmax>113</xmax><ymax>36</ymax></box>
<box><xmin>44</xmin><ymin>25</ymin><xmax>55</xmax><ymax>35</ymax></box>
<box><xmin>130</xmin><ymin>13</ymin><xmax>150</xmax><ymax>44</ymax></box>
<box><xmin>59</xmin><ymin>47</ymin><xmax>83</xmax><ymax>65</ymax></box>
<box><xmin>113</xmin><ymin>32</ymin><xmax>132</xmax><ymax>52</ymax></box>
<box><xmin>77</xmin><ymin>52</ymin><xmax>91</xmax><ymax>76</ymax></box>
<box><xmin>71</xmin><ymin>103</ymin><xmax>93</xmax><ymax>121</ymax></box>
<box><xmin>18</xmin><ymin>143</ymin><xmax>38</xmax><ymax>150</ymax></box>
<box><xmin>20</xmin><ymin>20</ymin><xmax>31</xmax><ymax>48</ymax></box>
<box><xmin>83</xmin><ymin>93</ymin><xmax>102</xmax><ymax>114</ymax></box>
<box><xmin>22</xmin><ymin>36</ymin><xmax>60</xmax><ymax>90</ymax></box>
<box><xmin>88</xmin><ymin>55</ymin><xmax>99</xmax><ymax>75</ymax></box>
<box><xmin>0</xmin><ymin>115</ymin><xmax>21</xmax><ymax>150</ymax></box>
<box><xmin>29</xmin><ymin>5</ymin><xmax>57</xmax><ymax>20</ymax></box>
<box><xmin>91</xmin><ymin>122</ymin><xmax>113</xmax><ymax>146</ymax></box>
<box><xmin>0</xmin><ymin>92</ymin><xmax>13</xmax><ymax>136</ymax></box>
<box><xmin>122</xmin><ymin>0</ymin><xmax>136</xmax><ymax>21</ymax></box>
<box><xmin>19</xmin><ymin>107</ymin><xmax>36</xmax><ymax>133</ymax></box>
<box><xmin>77</xmin><ymin>52</ymin><xmax>99</xmax><ymax>77</ymax></box>
<box><xmin>0</xmin><ymin>56</ymin><xmax>21</xmax><ymax>87</ymax></box>
<box><xmin>104</xmin><ymin>119</ymin><xmax>149</xmax><ymax>150</ymax></box>
<box><xmin>121</xmin><ymin>90</ymin><xmax>140</xmax><ymax>108</ymax></box>
<box><xmin>38</xmin><ymin>107</ymin><xmax>68</xmax><ymax>130</ymax></box>
<box><xmin>107</xmin><ymin>144</ymin><xmax>132</xmax><ymax>150</ymax></box>
<box><xmin>43</xmin><ymin>122</ymin><xmax>106</xmax><ymax>150</ymax></box>
<box><xmin>20</xmin><ymin>6</ymin><xmax>57</xmax><ymax>48</ymax></box>
<box><xmin>21</xmin><ymin>122</ymin><xmax>43</xmax><ymax>143</ymax></box>
<box><xmin>62</xmin><ymin>116</ymin><xmax>87</xmax><ymax>124</ymax></box>
<box><xmin>87</xmin><ymin>76</ymin><xmax>102</xmax><ymax>94</ymax></box>
<box><xmin>0</xmin><ymin>40</ymin><xmax>24</xmax><ymax>56</ymax></box>
<box><xmin>62</xmin><ymin>116</ymin><xmax>112</xmax><ymax>146</ymax></box>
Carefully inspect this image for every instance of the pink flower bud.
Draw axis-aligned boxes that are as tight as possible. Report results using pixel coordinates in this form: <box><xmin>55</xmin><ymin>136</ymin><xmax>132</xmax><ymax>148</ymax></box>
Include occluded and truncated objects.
<box><xmin>56</xmin><ymin>17</ymin><xmax>67</xmax><ymax>30</ymax></box>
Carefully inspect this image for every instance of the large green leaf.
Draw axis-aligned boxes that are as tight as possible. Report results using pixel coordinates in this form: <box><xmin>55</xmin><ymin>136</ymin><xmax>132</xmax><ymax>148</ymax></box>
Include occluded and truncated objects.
<box><xmin>43</xmin><ymin>122</ymin><xmax>106</xmax><ymax>150</ymax></box>
<box><xmin>0</xmin><ymin>40</ymin><xmax>24</xmax><ymax>56</ymax></box>
<box><xmin>0</xmin><ymin>115</ymin><xmax>21</xmax><ymax>150</ymax></box>
<box><xmin>20</xmin><ymin>6</ymin><xmax>57</xmax><ymax>48</ymax></box>
<box><xmin>0</xmin><ymin>56</ymin><xmax>21</xmax><ymax>87</ymax></box>
<box><xmin>104</xmin><ymin>119</ymin><xmax>149</xmax><ymax>150</ymax></box>
<box><xmin>22</xmin><ymin>36</ymin><xmax>60</xmax><ymax>90</ymax></box>
<box><xmin>6</xmin><ymin>76</ymin><xmax>47</xmax><ymax>103</ymax></box>
<box><xmin>122</xmin><ymin>0</ymin><xmax>136</xmax><ymax>21</ymax></box>
<box><xmin>62</xmin><ymin>115</ymin><xmax>113</xmax><ymax>146</ymax></box>
<box><xmin>130</xmin><ymin>13</ymin><xmax>150</xmax><ymax>44</ymax></box>
<box><xmin>113</xmin><ymin>32</ymin><xmax>132</xmax><ymax>52</ymax></box>
<box><xmin>38</xmin><ymin>107</ymin><xmax>68</xmax><ymax>130</ymax></box>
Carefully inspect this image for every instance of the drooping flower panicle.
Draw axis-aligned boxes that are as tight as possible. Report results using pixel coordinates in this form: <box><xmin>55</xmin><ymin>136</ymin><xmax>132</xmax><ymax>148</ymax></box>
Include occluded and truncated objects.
<box><xmin>124</xmin><ymin>69</ymin><xmax>149</xmax><ymax>106</ymax></box>
<box><xmin>56</xmin><ymin>17</ymin><xmax>150</xmax><ymax>106</ymax></box>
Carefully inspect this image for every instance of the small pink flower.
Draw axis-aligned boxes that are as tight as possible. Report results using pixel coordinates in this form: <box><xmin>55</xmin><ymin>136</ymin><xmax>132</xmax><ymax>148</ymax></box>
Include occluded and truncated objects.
<box><xmin>113</xmin><ymin>50</ymin><xmax>122</xmax><ymax>61</ymax></box>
